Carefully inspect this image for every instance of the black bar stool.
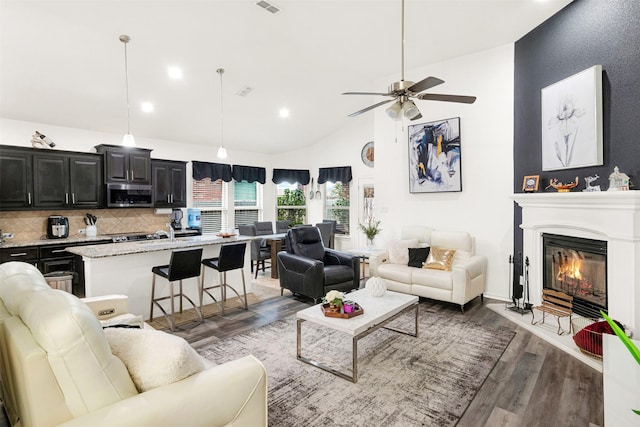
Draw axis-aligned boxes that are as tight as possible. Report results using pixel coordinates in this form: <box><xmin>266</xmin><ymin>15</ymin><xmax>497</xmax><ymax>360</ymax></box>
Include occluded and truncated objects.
<box><xmin>200</xmin><ymin>242</ymin><xmax>247</xmax><ymax>316</ymax></box>
<box><xmin>150</xmin><ymin>248</ymin><xmax>204</xmax><ymax>331</ymax></box>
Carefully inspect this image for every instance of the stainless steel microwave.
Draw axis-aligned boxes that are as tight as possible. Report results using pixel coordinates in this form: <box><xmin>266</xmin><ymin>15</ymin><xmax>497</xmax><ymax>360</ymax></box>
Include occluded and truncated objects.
<box><xmin>106</xmin><ymin>183</ymin><xmax>153</xmax><ymax>208</ymax></box>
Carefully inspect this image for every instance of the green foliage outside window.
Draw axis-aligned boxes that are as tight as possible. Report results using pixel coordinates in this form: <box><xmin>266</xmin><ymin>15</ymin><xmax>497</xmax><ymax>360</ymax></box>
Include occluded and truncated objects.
<box><xmin>277</xmin><ymin>188</ymin><xmax>306</xmax><ymax>225</ymax></box>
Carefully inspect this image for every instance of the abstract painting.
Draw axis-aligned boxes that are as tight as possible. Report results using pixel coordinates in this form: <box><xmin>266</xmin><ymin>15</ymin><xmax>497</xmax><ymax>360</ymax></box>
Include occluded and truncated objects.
<box><xmin>541</xmin><ymin>65</ymin><xmax>603</xmax><ymax>171</ymax></box>
<box><xmin>408</xmin><ymin>117</ymin><xmax>462</xmax><ymax>193</ymax></box>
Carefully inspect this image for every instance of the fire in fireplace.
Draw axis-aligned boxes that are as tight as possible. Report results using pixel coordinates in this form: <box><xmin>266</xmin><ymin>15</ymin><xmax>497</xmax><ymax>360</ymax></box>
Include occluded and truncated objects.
<box><xmin>542</xmin><ymin>233</ymin><xmax>607</xmax><ymax>319</ymax></box>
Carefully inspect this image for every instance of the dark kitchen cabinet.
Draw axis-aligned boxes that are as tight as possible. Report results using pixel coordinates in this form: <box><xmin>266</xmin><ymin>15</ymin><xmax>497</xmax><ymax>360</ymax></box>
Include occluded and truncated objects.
<box><xmin>152</xmin><ymin>159</ymin><xmax>187</xmax><ymax>208</ymax></box>
<box><xmin>33</xmin><ymin>152</ymin><xmax>103</xmax><ymax>209</ymax></box>
<box><xmin>0</xmin><ymin>145</ymin><xmax>103</xmax><ymax>210</ymax></box>
<box><xmin>0</xmin><ymin>146</ymin><xmax>34</xmax><ymax>209</ymax></box>
<box><xmin>69</xmin><ymin>154</ymin><xmax>103</xmax><ymax>207</ymax></box>
<box><xmin>96</xmin><ymin>144</ymin><xmax>152</xmax><ymax>185</ymax></box>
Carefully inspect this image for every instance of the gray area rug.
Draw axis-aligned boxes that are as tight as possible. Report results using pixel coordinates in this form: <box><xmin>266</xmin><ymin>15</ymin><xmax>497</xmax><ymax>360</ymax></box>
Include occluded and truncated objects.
<box><xmin>196</xmin><ymin>303</ymin><xmax>514</xmax><ymax>427</ymax></box>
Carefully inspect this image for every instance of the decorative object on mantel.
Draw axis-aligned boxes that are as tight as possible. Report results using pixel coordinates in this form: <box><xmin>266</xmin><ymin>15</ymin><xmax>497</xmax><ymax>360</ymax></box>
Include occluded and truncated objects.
<box><xmin>31</xmin><ymin>131</ymin><xmax>55</xmax><ymax>149</ymax></box>
<box><xmin>546</xmin><ymin>176</ymin><xmax>579</xmax><ymax>192</ymax></box>
<box><xmin>583</xmin><ymin>175</ymin><xmax>601</xmax><ymax>192</ymax></box>
<box><xmin>365</xmin><ymin>276</ymin><xmax>387</xmax><ymax>297</ymax></box>
<box><xmin>359</xmin><ymin>217</ymin><xmax>381</xmax><ymax>249</ymax></box>
<box><xmin>607</xmin><ymin>166</ymin><xmax>631</xmax><ymax>191</ymax></box>
<box><xmin>522</xmin><ymin>175</ymin><xmax>540</xmax><ymax>193</ymax></box>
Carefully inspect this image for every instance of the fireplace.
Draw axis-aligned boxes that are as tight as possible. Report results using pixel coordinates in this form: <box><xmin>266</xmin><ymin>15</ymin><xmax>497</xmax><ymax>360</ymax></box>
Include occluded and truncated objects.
<box><xmin>542</xmin><ymin>233</ymin><xmax>607</xmax><ymax>318</ymax></box>
<box><xmin>513</xmin><ymin>191</ymin><xmax>640</xmax><ymax>335</ymax></box>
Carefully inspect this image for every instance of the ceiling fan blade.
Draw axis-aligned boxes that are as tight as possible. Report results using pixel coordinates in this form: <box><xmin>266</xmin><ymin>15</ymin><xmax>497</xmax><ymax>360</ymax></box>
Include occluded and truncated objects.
<box><xmin>416</xmin><ymin>93</ymin><xmax>477</xmax><ymax>104</ymax></box>
<box><xmin>342</xmin><ymin>91</ymin><xmax>392</xmax><ymax>96</ymax></box>
<box><xmin>348</xmin><ymin>99</ymin><xmax>394</xmax><ymax>117</ymax></box>
<box><xmin>407</xmin><ymin>76</ymin><xmax>445</xmax><ymax>94</ymax></box>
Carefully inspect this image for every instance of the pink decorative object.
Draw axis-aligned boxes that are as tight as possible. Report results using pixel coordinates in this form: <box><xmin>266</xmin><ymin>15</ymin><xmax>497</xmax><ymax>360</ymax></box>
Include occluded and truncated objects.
<box><xmin>344</xmin><ymin>304</ymin><xmax>354</xmax><ymax>314</ymax></box>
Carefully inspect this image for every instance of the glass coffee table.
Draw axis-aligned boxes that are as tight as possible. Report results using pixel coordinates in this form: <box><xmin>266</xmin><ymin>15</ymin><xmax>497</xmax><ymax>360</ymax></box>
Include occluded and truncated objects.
<box><xmin>296</xmin><ymin>289</ymin><xmax>418</xmax><ymax>383</ymax></box>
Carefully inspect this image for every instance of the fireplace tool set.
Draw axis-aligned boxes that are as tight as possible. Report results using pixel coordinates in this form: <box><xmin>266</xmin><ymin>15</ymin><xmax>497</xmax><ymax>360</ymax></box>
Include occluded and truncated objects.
<box><xmin>506</xmin><ymin>254</ymin><xmax>532</xmax><ymax>314</ymax></box>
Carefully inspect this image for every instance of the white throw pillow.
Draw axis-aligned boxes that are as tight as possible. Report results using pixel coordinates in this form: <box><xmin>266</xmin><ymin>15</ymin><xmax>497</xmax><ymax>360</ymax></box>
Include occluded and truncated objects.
<box><xmin>104</xmin><ymin>328</ymin><xmax>213</xmax><ymax>392</ymax></box>
<box><xmin>388</xmin><ymin>239</ymin><xmax>419</xmax><ymax>265</ymax></box>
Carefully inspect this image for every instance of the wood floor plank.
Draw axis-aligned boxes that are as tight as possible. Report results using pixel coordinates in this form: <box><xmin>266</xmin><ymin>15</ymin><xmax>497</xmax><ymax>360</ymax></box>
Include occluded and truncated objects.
<box><xmin>170</xmin><ymin>292</ymin><xmax>604</xmax><ymax>427</ymax></box>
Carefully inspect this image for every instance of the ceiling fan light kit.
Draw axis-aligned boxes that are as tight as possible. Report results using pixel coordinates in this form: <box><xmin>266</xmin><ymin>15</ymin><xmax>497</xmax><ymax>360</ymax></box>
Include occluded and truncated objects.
<box><xmin>119</xmin><ymin>35</ymin><xmax>136</xmax><ymax>147</ymax></box>
<box><xmin>343</xmin><ymin>0</ymin><xmax>476</xmax><ymax>121</ymax></box>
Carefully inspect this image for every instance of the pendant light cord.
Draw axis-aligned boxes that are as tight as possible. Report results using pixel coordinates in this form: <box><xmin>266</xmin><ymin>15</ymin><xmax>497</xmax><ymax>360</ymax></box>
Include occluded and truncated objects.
<box><xmin>217</xmin><ymin>68</ymin><xmax>225</xmax><ymax>149</ymax></box>
<box><xmin>120</xmin><ymin>35</ymin><xmax>132</xmax><ymax>135</ymax></box>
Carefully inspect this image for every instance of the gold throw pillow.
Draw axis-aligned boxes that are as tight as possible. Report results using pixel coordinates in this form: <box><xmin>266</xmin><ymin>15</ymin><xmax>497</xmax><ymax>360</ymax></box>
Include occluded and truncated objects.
<box><xmin>423</xmin><ymin>247</ymin><xmax>457</xmax><ymax>271</ymax></box>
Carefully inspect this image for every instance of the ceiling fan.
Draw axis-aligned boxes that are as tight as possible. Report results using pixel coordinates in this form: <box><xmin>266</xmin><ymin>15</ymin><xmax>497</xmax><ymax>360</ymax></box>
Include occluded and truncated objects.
<box><xmin>343</xmin><ymin>0</ymin><xmax>476</xmax><ymax>121</ymax></box>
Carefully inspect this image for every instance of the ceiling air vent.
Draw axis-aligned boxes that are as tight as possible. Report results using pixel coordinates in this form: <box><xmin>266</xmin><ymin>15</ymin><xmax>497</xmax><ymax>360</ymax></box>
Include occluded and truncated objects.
<box><xmin>255</xmin><ymin>0</ymin><xmax>280</xmax><ymax>14</ymax></box>
<box><xmin>236</xmin><ymin>86</ymin><xmax>254</xmax><ymax>97</ymax></box>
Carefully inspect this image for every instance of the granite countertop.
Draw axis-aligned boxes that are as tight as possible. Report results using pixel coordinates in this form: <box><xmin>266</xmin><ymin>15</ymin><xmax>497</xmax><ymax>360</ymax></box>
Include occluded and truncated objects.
<box><xmin>65</xmin><ymin>235</ymin><xmax>254</xmax><ymax>259</ymax></box>
<box><xmin>0</xmin><ymin>235</ymin><xmax>112</xmax><ymax>249</ymax></box>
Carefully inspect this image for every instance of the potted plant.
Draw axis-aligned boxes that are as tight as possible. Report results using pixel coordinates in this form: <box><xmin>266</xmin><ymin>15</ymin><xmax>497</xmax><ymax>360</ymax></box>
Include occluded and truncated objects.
<box><xmin>322</xmin><ymin>290</ymin><xmax>345</xmax><ymax>312</ymax></box>
<box><xmin>359</xmin><ymin>217</ymin><xmax>382</xmax><ymax>249</ymax></box>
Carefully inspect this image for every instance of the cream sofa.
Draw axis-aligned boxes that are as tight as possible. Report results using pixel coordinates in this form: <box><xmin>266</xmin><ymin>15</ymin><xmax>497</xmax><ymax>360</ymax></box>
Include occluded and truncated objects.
<box><xmin>369</xmin><ymin>226</ymin><xmax>487</xmax><ymax>312</ymax></box>
<box><xmin>0</xmin><ymin>261</ymin><xmax>267</xmax><ymax>427</ymax></box>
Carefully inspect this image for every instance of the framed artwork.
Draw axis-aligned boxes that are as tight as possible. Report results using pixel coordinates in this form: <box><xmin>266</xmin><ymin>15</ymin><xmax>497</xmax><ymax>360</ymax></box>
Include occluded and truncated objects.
<box><xmin>541</xmin><ymin>65</ymin><xmax>603</xmax><ymax>171</ymax></box>
<box><xmin>408</xmin><ymin>117</ymin><xmax>461</xmax><ymax>193</ymax></box>
<box><xmin>522</xmin><ymin>175</ymin><xmax>540</xmax><ymax>192</ymax></box>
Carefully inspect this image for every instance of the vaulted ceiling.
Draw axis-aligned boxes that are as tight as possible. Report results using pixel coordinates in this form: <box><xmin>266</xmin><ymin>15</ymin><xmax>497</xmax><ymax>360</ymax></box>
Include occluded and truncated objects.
<box><xmin>0</xmin><ymin>0</ymin><xmax>572</xmax><ymax>154</ymax></box>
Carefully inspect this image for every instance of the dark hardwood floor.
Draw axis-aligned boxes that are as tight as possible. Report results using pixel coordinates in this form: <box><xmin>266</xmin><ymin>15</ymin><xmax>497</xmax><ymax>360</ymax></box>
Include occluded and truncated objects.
<box><xmin>174</xmin><ymin>292</ymin><xmax>604</xmax><ymax>427</ymax></box>
<box><xmin>0</xmin><ymin>290</ymin><xmax>603</xmax><ymax>427</ymax></box>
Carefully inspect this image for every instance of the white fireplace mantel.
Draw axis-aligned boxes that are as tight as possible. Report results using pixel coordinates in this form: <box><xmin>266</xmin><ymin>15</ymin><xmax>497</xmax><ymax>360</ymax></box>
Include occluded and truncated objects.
<box><xmin>513</xmin><ymin>191</ymin><xmax>640</xmax><ymax>334</ymax></box>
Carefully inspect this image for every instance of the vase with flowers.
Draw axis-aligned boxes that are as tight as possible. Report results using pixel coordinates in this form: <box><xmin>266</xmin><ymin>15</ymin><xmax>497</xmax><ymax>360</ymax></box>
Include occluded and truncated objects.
<box><xmin>322</xmin><ymin>290</ymin><xmax>344</xmax><ymax>312</ymax></box>
<box><xmin>359</xmin><ymin>217</ymin><xmax>382</xmax><ymax>249</ymax></box>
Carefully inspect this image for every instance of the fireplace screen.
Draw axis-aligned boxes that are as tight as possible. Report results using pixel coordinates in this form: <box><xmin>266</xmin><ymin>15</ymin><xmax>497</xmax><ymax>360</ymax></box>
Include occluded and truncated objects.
<box><xmin>542</xmin><ymin>233</ymin><xmax>607</xmax><ymax>318</ymax></box>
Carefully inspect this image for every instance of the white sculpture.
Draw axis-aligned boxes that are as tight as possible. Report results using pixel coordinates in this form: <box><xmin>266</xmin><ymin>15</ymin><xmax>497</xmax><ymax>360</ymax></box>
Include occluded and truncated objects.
<box><xmin>365</xmin><ymin>276</ymin><xmax>387</xmax><ymax>297</ymax></box>
<box><xmin>607</xmin><ymin>166</ymin><xmax>630</xmax><ymax>191</ymax></box>
<box><xmin>583</xmin><ymin>175</ymin><xmax>601</xmax><ymax>192</ymax></box>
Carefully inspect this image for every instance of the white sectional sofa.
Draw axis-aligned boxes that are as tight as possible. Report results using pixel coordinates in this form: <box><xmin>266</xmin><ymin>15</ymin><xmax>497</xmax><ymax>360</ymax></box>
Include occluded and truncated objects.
<box><xmin>0</xmin><ymin>261</ymin><xmax>267</xmax><ymax>427</ymax></box>
<box><xmin>369</xmin><ymin>226</ymin><xmax>487</xmax><ymax>312</ymax></box>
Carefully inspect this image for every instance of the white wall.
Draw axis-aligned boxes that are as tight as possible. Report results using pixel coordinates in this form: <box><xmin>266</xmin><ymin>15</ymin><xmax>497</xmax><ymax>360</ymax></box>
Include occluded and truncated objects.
<box><xmin>1</xmin><ymin>43</ymin><xmax>515</xmax><ymax>300</ymax></box>
<box><xmin>371</xmin><ymin>44</ymin><xmax>515</xmax><ymax>301</ymax></box>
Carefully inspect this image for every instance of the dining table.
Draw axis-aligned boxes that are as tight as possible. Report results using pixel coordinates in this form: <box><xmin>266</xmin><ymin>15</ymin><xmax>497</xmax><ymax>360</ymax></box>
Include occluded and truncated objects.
<box><xmin>261</xmin><ymin>233</ymin><xmax>287</xmax><ymax>279</ymax></box>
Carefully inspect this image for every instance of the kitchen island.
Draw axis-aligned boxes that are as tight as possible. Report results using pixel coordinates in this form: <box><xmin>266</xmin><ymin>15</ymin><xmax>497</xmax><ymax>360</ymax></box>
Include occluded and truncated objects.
<box><xmin>66</xmin><ymin>235</ymin><xmax>254</xmax><ymax>319</ymax></box>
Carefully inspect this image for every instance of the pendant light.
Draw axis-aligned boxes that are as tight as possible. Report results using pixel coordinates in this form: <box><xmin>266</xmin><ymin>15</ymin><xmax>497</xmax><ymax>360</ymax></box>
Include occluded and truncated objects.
<box><xmin>119</xmin><ymin>35</ymin><xmax>135</xmax><ymax>147</ymax></box>
<box><xmin>216</xmin><ymin>68</ymin><xmax>228</xmax><ymax>159</ymax></box>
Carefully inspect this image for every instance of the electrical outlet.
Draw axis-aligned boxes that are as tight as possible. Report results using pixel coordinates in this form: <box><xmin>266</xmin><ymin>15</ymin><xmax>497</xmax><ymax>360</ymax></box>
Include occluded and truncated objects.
<box><xmin>2</xmin><ymin>233</ymin><xmax>14</xmax><ymax>239</ymax></box>
<box><xmin>78</xmin><ymin>229</ymin><xmax>86</xmax><ymax>234</ymax></box>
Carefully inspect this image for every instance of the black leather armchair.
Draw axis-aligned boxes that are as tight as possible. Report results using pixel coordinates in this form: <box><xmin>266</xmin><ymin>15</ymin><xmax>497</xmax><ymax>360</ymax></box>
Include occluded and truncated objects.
<box><xmin>277</xmin><ymin>226</ymin><xmax>358</xmax><ymax>302</ymax></box>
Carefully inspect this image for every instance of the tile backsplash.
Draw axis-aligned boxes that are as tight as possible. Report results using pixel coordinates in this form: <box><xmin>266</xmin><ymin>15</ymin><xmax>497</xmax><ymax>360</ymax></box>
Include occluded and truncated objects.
<box><xmin>0</xmin><ymin>208</ymin><xmax>172</xmax><ymax>241</ymax></box>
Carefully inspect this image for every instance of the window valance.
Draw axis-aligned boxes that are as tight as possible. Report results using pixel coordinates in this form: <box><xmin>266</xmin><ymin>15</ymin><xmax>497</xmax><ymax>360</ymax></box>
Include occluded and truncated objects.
<box><xmin>232</xmin><ymin>165</ymin><xmax>266</xmax><ymax>184</ymax></box>
<box><xmin>317</xmin><ymin>166</ymin><xmax>353</xmax><ymax>184</ymax></box>
<box><xmin>272</xmin><ymin>168</ymin><xmax>310</xmax><ymax>185</ymax></box>
<box><xmin>192</xmin><ymin>161</ymin><xmax>232</xmax><ymax>182</ymax></box>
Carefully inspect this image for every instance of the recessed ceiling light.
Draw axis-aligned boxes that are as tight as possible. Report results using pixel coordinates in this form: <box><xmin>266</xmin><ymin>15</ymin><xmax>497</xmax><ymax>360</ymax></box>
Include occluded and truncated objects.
<box><xmin>168</xmin><ymin>66</ymin><xmax>183</xmax><ymax>80</ymax></box>
<box><xmin>141</xmin><ymin>102</ymin><xmax>154</xmax><ymax>113</ymax></box>
<box><xmin>279</xmin><ymin>108</ymin><xmax>290</xmax><ymax>118</ymax></box>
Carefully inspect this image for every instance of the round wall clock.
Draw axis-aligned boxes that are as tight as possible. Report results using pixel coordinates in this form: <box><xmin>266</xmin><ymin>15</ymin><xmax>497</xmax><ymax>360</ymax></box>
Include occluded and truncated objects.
<box><xmin>361</xmin><ymin>141</ymin><xmax>374</xmax><ymax>167</ymax></box>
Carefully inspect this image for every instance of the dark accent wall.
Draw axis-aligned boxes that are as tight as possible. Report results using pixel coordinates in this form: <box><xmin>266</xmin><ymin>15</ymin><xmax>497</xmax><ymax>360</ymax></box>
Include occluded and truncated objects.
<box><xmin>513</xmin><ymin>0</ymin><xmax>640</xmax><ymax>258</ymax></box>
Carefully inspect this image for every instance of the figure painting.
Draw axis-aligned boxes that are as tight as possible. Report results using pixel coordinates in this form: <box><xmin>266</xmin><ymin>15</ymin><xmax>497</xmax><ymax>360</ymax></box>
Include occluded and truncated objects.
<box><xmin>408</xmin><ymin>117</ymin><xmax>462</xmax><ymax>193</ymax></box>
<box><xmin>541</xmin><ymin>65</ymin><xmax>603</xmax><ymax>171</ymax></box>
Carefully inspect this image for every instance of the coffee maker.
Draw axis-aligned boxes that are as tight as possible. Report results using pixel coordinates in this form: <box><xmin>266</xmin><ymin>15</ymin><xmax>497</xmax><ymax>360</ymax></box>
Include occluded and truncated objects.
<box><xmin>47</xmin><ymin>216</ymin><xmax>69</xmax><ymax>239</ymax></box>
<box><xmin>170</xmin><ymin>209</ymin><xmax>183</xmax><ymax>230</ymax></box>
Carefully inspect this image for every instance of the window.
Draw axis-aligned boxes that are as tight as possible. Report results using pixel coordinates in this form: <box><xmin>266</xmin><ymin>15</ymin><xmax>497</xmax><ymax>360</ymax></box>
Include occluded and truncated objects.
<box><xmin>234</xmin><ymin>181</ymin><xmax>261</xmax><ymax>227</ymax></box>
<box><xmin>324</xmin><ymin>181</ymin><xmax>350</xmax><ymax>234</ymax></box>
<box><xmin>192</xmin><ymin>178</ymin><xmax>228</xmax><ymax>233</ymax></box>
<box><xmin>276</xmin><ymin>182</ymin><xmax>306</xmax><ymax>225</ymax></box>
